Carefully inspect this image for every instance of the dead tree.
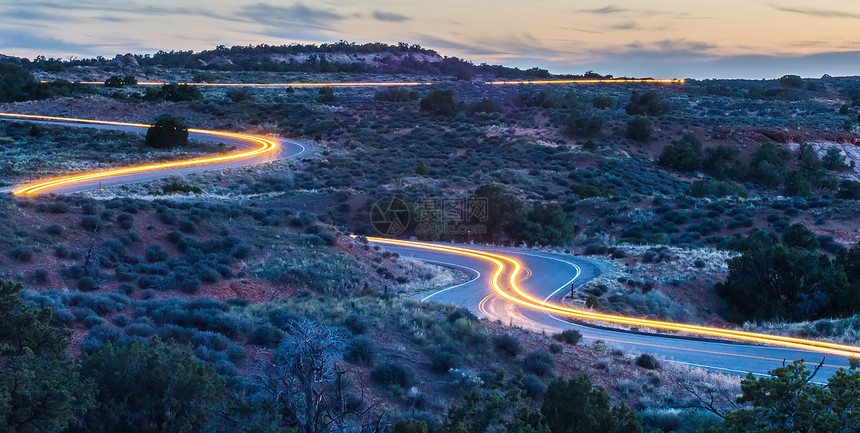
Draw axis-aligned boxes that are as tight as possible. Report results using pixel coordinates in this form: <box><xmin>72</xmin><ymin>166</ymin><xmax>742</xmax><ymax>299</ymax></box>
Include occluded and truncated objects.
<box><xmin>253</xmin><ymin>319</ymin><xmax>382</xmax><ymax>433</ymax></box>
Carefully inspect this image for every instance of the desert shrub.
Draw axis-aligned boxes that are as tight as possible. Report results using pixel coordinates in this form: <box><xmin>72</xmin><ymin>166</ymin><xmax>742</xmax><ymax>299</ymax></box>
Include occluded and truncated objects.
<box><xmin>145</xmin><ymin>115</ymin><xmax>189</xmax><ymax>149</ymax></box>
<box><xmin>126</xmin><ymin>322</ymin><xmax>156</xmax><ymax>337</ymax></box>
<box><xmin>191</xmin><ymin>331</ymin><xmax>229</xmax><ymax>351</ymax></box>
<box><xmin>375</xmin><ymin>87</ymin><xmax>418</xmax><ymax>102</ymax></box>
<box><xmin>523</xmin><ymin>349</ymin><xmax>555</xmax><ymax>376</ymax></box>
<box><xmin>592</xmin><ymin>95</ymin><xmax>615</xmax><ymax>109</ymax></box>
<box><xmin>144</xmin><ymin>244</ymin><xmax>169</xmax><ymax>263</ymax></box>
<box><xmin>636</xmin><ymin>353</ymin><xmax>660</xmax><ymax>370</ymax></box>
<box><xmin>158</xmin><ymin>324</ymin><xmax>196</xmax><ymax>343</ymax></box>
<box><xmin>77</xmin><ymin>276</ymin><xmax>99</xmax><ymax>292</ymax></box>
<box><xmin>111</xmin><ymin>314</ymin><xmax>130</xmax><ymax>327</ymax></box>
<box><xmin>626</xmin><ymin>116</ymin><xmax>652</xmax><ymax>142</ymax></box>
<box><xmin>82</xmin><ymin>315</ymin><xmax>106</xmax><ymax>329</ymax></box>
<box><xmin>372</xmin><ymin>361</ymin><xmax>414</xmax><ymax>388</ymax></box>
<box><xmin>493</xmin><ymin>333</ymin><xmax>523</xmax><ymax>357</ymax></box>
<box><xmin>162</xmin><ymin>182</ymin><xmax>202</xmax><ymax>195</ymax></box>
<box><xmin>420</xmin><ymin>90</ymin><xmax>459</xmax><ymax>115</ymax></box>
<box><xmin>31</xmin><ymin>268</ymin><xmax>49</xmax><ymax>284</ymax></box>
<box><xmin>8</xmin><ymin>246</ymin><xmax>34</xmax><ymax>262</ymax></box>
<box><xmin>549</xmin><ymin>342</ymin><xmax>564</xmax><ymax>354</ymax></box>
<box><xmin>688</xmin><ymin>180</ymin><xmax>747</xmax><ymax>198</ymax></box>
<box><xmin>344</xmin><ymin>336</ymin><xmax>376</xmax><ymax>366</ymax></box>
<box><xmin>80</xmin><ymin>215</ymin><xmax>101</xmax><ymax>232</ymax></box>
<box><xmin>225</xmin><ymin>89</ymin><xmax>252</xmax><ymax>103</ymax></box>
<box><xmin>553</xmin><ymin>329</ymin><xmax>582</xmax><ymax>345</ymax></box>
<box><xmin>81</xmin><ymin>323</ymin><xmax>123</xmax><ymax>354</ymax></box>
<box><xmin>431</xmin><ymin>344</ymin><xmax>463</xmax><ymax>372</ymax></box>
<box><xmin>104</xmin><ymin>74</ymin><xmax>137</xmax><ymax>87</ymax></box>
<box><xmin>343</xmin><ymin>314</ymin><xmax>369</xmax><ymax>335</ymax></box>
<box><xmin>521</xmin><ymin>374</ymin><xmax>547</xmax><ymax>399</ymax></box>
<box><xmin>249</xmin><ymin>324</ymin><xmax>284</xmax><ymax>348</ymax></box>
<box><xmin>45</xmin><ymin>224</ymin><xmax>65</xmax><ymax>236</ymax></box>
<box><xmin>257</xmin><ymin>252</ymin><xmax>364</xmax><ymax>296</ymax></box>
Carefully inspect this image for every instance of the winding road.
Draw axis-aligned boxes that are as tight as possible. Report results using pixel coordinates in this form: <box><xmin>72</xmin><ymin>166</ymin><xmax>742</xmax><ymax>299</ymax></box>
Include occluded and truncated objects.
<box><xmin>2</xmin><ymin>111</ymin><xmax>858</xmax><ymax>380</ymax></box>
<box><xmin>0</xmin><ymin>113</ymin><xmax>307</xmax><ymax>195</ymax></box>
<box><xmin>369</xmin><ymin>238</ymin><xmax>859</xmax><ymax>380</ymax></box>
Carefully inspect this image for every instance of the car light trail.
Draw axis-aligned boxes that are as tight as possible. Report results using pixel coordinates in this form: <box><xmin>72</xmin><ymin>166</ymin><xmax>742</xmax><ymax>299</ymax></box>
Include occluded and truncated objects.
<box><xmin>46</xmin><ymin>79</ymin><xmax>683</xmax><ymax>87</ymax></box>
<box><xmin>367</xmin><ymin>237</ymin><xmax>860</xmax><ymax>358</ymax></box>
<box><xmin>0</xmin><ymin>113</ymin><xmax>279</xmax><ymax>195</ymax></box>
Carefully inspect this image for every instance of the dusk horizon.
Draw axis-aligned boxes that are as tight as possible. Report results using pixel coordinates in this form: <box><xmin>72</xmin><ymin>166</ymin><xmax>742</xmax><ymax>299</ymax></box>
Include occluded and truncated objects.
<box><xmin>2</xmin><ymin>0</ymin><xmax>859</xmax><ymax>79</ymax></box>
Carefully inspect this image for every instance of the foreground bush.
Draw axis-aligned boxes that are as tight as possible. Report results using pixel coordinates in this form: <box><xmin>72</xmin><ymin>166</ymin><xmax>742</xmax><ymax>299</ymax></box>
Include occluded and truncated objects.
<box><xmin>145</xmin><ymin>115</ymin><xmax>189</xmax><ymax>149</ymax></box>
<box><xmin>75</xmin><ymin>339</ymin><xmax>225</xmax><ymax>433</ymax></box>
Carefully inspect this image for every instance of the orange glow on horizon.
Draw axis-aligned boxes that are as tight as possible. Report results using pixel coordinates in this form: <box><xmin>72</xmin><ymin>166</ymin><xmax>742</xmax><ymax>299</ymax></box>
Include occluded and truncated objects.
<box><xmin>366</xmin><ymin>236</ymin><xmax>860</xmax><ymax>359</ymax></box>
<box><xmin>0</xmin><ymin>113</ymin><xmax>279</xmax><ymax>195</ymax></box>
<box><xmin>44</xmin><ymin>79</ymin><xmax>684</xmax><ymax>87</ymax></box>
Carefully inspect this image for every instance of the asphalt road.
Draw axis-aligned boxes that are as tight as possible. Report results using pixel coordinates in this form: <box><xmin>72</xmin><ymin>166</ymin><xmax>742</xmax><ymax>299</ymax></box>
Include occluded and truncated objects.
<box><xmin>2</xmin><ymin>113</ymin><xmax>854</xmax><ymax>380</ymax></box>
<box><xmin>380</xmin><ymin>241</ymin><xmax>855</xmax><ymax>379</ymax></box>
<box><xmin>0</xmin><ymin>117</ymin><xmax>308</xmax><ymax>194</ymax></box>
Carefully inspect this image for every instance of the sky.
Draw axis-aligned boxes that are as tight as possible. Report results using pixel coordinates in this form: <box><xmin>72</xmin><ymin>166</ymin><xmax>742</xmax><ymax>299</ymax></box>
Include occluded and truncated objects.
<box><xmin>1</xmin><ymin>0</ymin><xmax>859</xmax><ymax>79</ymax></box>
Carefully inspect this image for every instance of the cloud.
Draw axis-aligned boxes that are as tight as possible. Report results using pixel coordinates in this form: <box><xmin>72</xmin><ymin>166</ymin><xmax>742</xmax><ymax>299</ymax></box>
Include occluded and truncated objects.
<box><xmin>241</xmin><ymin>3</ymin><xmax>345</xmax><ymax>30</ymax></box>
<box><xmin>611</xmin><ymin>21</ymin><xmax>640</xmax><ymax>30</ymax></box>
<box><xmin>0</xmin><ymin>27</ymin><xmax>113</xmax><ymax>54</ymax></box>
<box><xmin>578</xmin><ymin>5</ymin><xmax>627</xmax><ymax>14</ymax></box>
<box><xmin>2</xmin><ymin>1</ymin><xmax>233</xmax><ymax>21</ymax></box>
<box><xmin>372</xmin><ymin>11</ymin><xmax>409</xmax><ymax>22</ymax></box>
<box><xmin>771</xmin><ymin>5</ymin><xmax>860</xmax><ymax>19</ymax></box>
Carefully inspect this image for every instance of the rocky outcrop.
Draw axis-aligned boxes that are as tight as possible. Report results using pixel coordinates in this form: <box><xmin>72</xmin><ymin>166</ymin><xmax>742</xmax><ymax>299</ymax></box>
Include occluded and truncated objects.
<box><xmin>105</xmin><ymin>53</ymin><xmax>139</xmax><ymax>67</ymax></box>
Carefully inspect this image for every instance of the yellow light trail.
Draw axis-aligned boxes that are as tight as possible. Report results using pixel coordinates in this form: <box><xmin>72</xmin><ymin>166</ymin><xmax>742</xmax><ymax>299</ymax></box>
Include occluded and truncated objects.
<box><xmin>366</xmin><ymin>237</ymin><xmax>860</xmax><ymax>358</ymax></box>
<box><xmin>46</xmin><ymin>79</ymin><xmax>683</xmax><ymax>87</ymax></box>
<box><xmin>0</xmin><ymin>113</ymin><xmax>279</xmax><ymax>195</ymax></box>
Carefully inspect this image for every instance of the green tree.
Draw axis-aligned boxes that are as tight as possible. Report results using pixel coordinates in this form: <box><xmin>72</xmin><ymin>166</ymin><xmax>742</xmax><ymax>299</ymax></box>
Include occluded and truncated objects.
<box><xmin>716</xmin><ymin>246</ymin><xmax>856</xmax><ymax>322</ymax></box>
<box><xmin>318</xmin><ymin>86</ymin><xmax>337</xmax><ymax>103</ymax></box>
<box><xmin>0</xmin><ymin>280</ymin><xmax>93</xmax><ymax>432</ymax></box>
<box><xmin>782</xmin><ymin>223</ymin><xmax>818</xmax><ymax>251</ymax></box>
<box><xmin>145</xmin><ymin>84</ymin><xmax>202</xmax><ymax>102</ymax></box>
<box><xmin>626</xmin><ymin>116</ymin><xmax>652</xmax><ymax>142</ymax></box>
<box><xmin>657</xmin><ymin>134</ymin><xmax>703</xmax><ymax>171</ymax></box>
<box><xmin>836</xmin><ymin>180</ymin><xmax>860</xmax><ymax>199</ymax></box>
<box><xmin>712</xmin><ymin>361</ymin><xmax>860</xmax><ymax>433</ymax></box>
<box><xmin>518</xmin><ymin>203</ymin><xmax>575</xmax><ymax>246</ymax></box>
<box><xmin>541</xmin><ymin>375</ymin><xmax>642</xmax><ymax>433</ymax></box>
<box><xmin>442</xmin><ymin>373</ymin><xmax>548</xmax><ymax>433</ymax></box>
<box><xmin>104</xmin><ymin>74</ymin><xmax>137</xmax><ymax>87</ymax></box>
<box><xmin>565</xmin><ymin>109</ymin><xmax>603</xmax><ymax>138</ymax></box>
<box><xmin>420</xmin><ymin>90</ymin><xmax>459</xmax><ymax>116</ymax></box>
<box><xmin>624</xmin><ymin>90</ymin><xmax>666</xmax><ymax>116</ymax></box>
<box><xmin>471</xmin><ymin>184</ymin><xmax>525</xmax><ymax>243</ymax></box>
<box><xmin>748</xmin><ymin>143</ymin><xmax>790</xmax><ymax>188</ymax></box>
<box><xmin>145</xmin><ymin>115</ymin><xmax>189</xmax><ymax>149</ymax></box>
<box><xmin>703</xmin><ymin>145</ymin><xmax>744</xmax><ymax>180</ymax></box>
<box><xmin>73</xmin><ymin>339</ymin><xmax>225</xmax><ymax>433</ymax></box>
<box><xmin>783</xmin><ymin>170</ymin><xmax>811</xmax><ymax>197</ymax></box>
<box><xmin>779</xmin><ymin>74</ymin><xmax>804</xmax><ymax>88</ymax></box>
<box><xmin>823</xmin><ymin>147</ymin><xmax>848</xmax><ymax>170</ymax></box>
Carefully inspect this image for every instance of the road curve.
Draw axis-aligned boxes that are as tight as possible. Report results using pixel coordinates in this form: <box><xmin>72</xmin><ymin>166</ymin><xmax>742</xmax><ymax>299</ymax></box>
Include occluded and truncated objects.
<box><xmin>3</xmin><ymin>112</ymin><xmax>855</xmax><ymax>380</ymax></box>
<box><xmin>369</xmin><ymin>237</ymin><xmax>858</xmax><ymax>379</ymax></box>
<box><xmin>0</xmin><ymin>113</ymin><xmax>308</xmax><ymax>195</ymax></box>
